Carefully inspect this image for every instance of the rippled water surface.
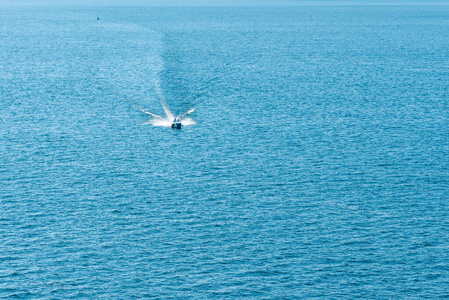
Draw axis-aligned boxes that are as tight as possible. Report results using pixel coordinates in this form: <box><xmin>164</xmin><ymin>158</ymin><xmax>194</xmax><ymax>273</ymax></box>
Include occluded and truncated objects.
<box><xmin>1</xmin><ymin>5</ymin><xmax>448</xmax><ymax>298</ymax></box>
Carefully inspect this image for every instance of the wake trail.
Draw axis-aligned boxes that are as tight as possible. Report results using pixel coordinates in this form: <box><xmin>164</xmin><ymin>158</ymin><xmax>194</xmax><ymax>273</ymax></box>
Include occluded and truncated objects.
<box><xmin>139</xmin><ymin>101</ymin><xmax>196</xmax><ymax>128</ymax></box>
<box><xmin>138</xmin><ymin>74</ymin><xmax>219</xmax><ymax>128</ymax></box>
<box><xmin>139</xmin><ymin>107</ymin><xmax>165</xmax><ymax>119</ymax></box>
<box><xmin>160</xmin><ymin>100</ymin><xmax>174</xmax><ymax>120</ymax></box>
<box><xmin>181</xmin><ymin>107</ymin><xmax>196</xmax><ymax>119</ymax></box>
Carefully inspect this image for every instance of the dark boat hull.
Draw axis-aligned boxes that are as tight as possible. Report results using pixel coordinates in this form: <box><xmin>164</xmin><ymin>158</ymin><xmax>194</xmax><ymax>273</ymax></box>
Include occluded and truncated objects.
<box><xmin>171</xmin><ymin>122</ymin><xmax>182</xmax><ymax>129</ymax></box>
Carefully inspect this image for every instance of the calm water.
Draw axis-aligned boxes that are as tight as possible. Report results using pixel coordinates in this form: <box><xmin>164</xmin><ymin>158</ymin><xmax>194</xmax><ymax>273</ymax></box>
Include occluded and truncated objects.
<box><xmin>1</xmin><ymin>5</ymin><xmax>448</xmax><ymax>298</ymax></box>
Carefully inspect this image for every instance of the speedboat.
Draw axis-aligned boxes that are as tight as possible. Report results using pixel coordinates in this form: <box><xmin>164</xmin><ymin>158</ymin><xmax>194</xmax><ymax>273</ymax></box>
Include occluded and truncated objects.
<box><xmin>171</xmin><ymin>118</ymin><xmax>182</xmax><ymax>129</ymax></box>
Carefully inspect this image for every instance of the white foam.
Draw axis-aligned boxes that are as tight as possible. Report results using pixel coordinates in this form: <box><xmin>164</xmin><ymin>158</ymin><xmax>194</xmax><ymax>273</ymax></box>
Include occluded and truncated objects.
<box><xmin>141</xmin><ymin>104</ymin><xmax>196</xmax><ymax>128</ymax></box>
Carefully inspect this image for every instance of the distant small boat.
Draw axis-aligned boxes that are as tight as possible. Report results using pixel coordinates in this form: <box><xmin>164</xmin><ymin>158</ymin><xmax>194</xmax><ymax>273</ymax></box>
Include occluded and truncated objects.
<box><xmin>97</xmin><ymin>17</ymin><xmax>100</xmax><ymax>20</ymax></box>
<box><xmin>171</xmin><ymin>118</ymin><xmax>181</xmax><ymax>129</ymax></box>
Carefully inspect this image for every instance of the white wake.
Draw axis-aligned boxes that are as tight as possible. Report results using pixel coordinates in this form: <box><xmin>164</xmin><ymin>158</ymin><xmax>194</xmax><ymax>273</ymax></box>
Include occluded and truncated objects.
<box><xmin>140</xmin><ymin>102</ymin><xmax>196</xmax><ymax>128</ymax></box>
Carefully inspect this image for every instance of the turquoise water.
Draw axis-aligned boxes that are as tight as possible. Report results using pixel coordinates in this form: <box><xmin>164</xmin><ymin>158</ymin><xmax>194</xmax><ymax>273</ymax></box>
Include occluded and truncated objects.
<box><xmin>1</xmin><ymin>5</ymin><xmax>448</xmax><ymax>298</ymax></box>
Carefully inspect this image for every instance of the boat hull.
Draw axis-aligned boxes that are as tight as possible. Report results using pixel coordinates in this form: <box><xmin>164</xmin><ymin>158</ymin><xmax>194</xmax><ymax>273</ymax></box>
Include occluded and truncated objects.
<box><xmin>171</xmin><ymin>122</ymin><xmax>182</xmax><ymax>129</ymax></box>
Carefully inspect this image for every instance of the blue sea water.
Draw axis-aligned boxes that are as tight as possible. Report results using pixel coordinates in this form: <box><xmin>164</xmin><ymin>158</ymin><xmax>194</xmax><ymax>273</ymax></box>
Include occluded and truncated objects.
<box><xmin>1</xmin><ymin>4</ymin><xmax>448</xmax><ymax>298</ymax></box>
